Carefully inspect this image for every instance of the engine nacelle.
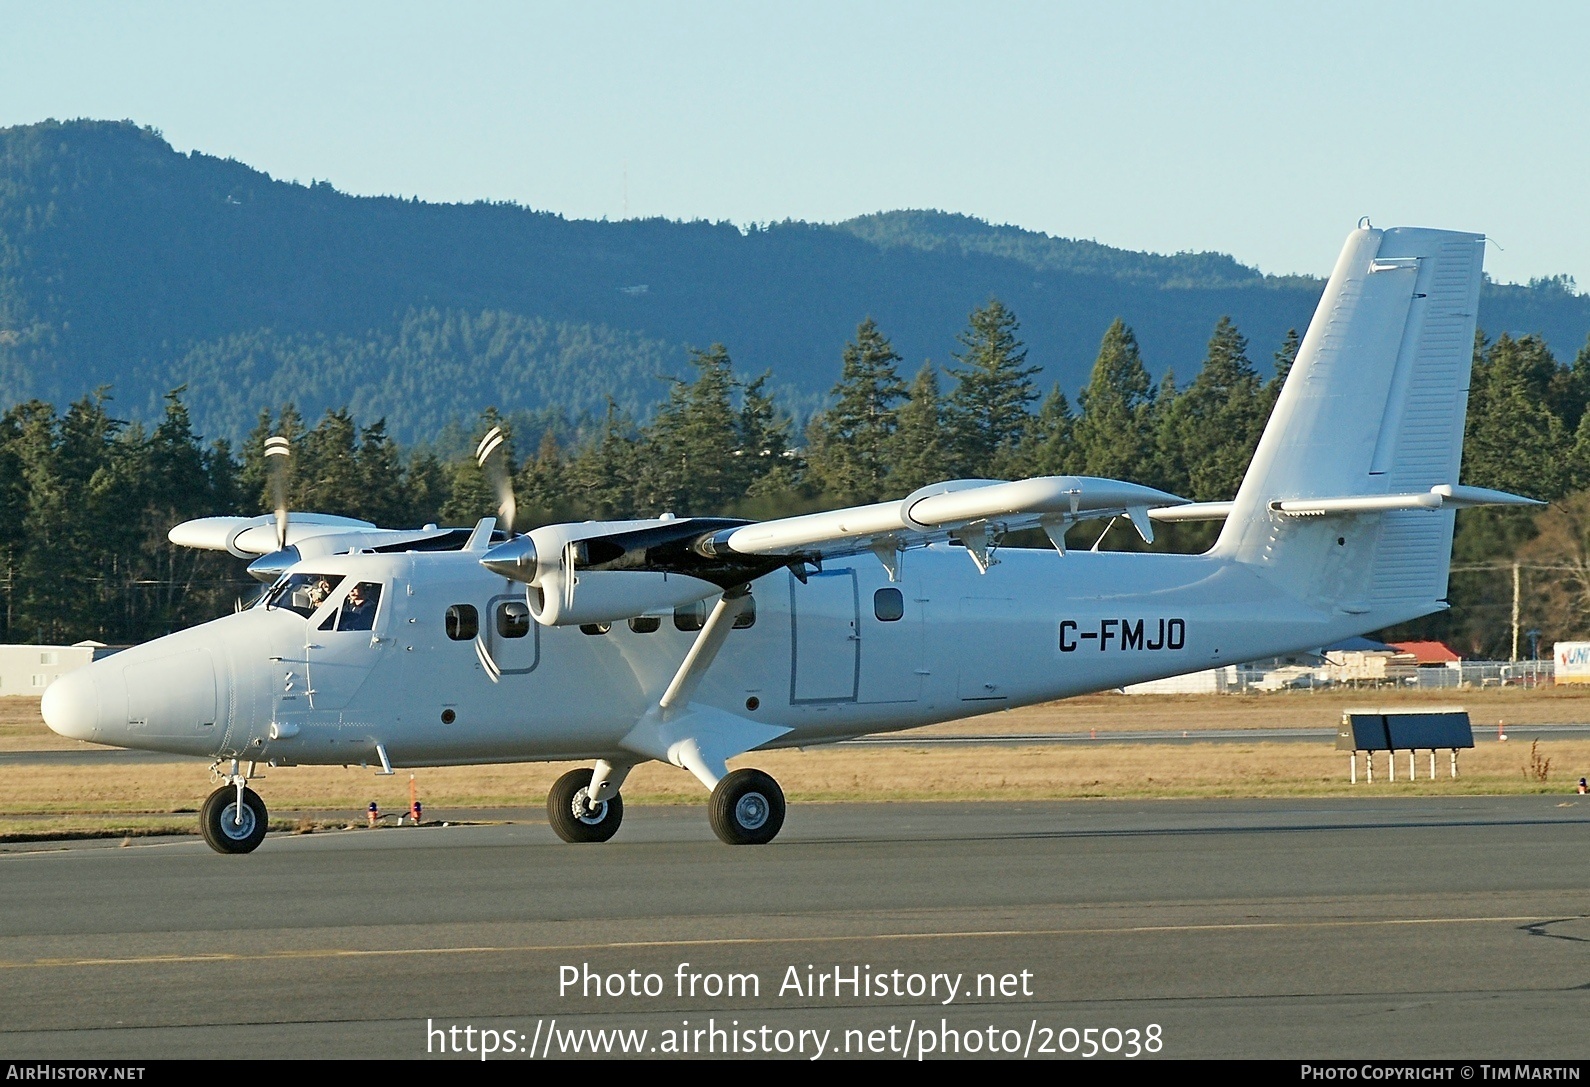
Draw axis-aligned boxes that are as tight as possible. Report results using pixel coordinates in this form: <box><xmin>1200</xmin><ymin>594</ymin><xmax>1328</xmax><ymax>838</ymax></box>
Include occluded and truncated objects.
<box><xmin>527</xmin><ymin>569</ymin><xmax>720</xmax><ymax>627</ymax></box>
<box><xmin>480</xmin><ymin>518</ymin><xmax>727</xmax><ymax>627</ymax></box>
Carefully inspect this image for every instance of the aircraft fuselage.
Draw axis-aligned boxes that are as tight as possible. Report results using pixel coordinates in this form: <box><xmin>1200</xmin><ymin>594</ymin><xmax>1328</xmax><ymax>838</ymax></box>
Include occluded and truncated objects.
<box><xmin>45</xmin><ymin>541</ymin><xmax>1411</xmax><ymax>769</ymax></box>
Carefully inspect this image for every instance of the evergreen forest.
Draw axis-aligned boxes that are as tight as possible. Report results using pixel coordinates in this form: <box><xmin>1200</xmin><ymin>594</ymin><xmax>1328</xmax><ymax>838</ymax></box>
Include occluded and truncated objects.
<box><xmin>4</xmin><ymin>305</ymin><xmax>1590</xmax><ymax>661</ymax></box>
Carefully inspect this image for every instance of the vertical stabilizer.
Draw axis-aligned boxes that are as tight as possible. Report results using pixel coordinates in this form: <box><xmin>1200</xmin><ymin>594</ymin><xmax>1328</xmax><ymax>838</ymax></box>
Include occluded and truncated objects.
<box><xmin>1215</xmin><ymin>225</ymin><xmax>1486</xmax><ymax>624</ymax></box>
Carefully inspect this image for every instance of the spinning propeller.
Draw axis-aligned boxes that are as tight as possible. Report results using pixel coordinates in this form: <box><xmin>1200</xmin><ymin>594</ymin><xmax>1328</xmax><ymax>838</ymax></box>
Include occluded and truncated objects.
<box><xmin>265</xmin><ymin>435</ymin><xmax>291</xmax><ymax>551</ymax></box>
<box><xmin>245</xmin><ymin>435</ymin><xmax>297</xmax><ymax>583</ymax></box>
<box><xmin>475</xmin><ymin>426</ymin><xmax>517</xmax><ymax>535</ymax></box>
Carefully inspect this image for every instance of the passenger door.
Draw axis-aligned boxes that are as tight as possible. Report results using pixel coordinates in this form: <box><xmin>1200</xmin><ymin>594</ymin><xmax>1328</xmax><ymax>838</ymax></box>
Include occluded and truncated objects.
<box><xmin>789</xmin><ymin>569</ymin><xmax>859</xmax><ymax>703</ymax></box>
<box><xmin>479</xmin><ymin>593</ymin><xmax>541</xmax><ymax>676</ymax></box>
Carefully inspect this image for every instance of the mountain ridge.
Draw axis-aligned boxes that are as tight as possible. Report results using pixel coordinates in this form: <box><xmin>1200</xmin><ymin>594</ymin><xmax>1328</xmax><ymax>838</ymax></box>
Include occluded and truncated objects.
<box><xmin>2</xmin><ymin>118</ymin><xmax>1586</xmax><ymax>444</ymax></box>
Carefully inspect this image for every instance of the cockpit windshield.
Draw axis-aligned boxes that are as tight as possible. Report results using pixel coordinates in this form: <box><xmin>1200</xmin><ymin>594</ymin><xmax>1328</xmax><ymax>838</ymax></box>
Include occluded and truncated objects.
<box><xmin>262</xmin><ymin>573</ymin><xmax>347</xmax><ymax>618</ymax></box>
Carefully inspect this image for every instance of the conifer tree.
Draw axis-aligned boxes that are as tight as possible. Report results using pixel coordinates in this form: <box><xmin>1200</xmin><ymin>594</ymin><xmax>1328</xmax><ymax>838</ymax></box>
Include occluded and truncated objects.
<box><xmin>1265</xmin><ymin>328</ymin><xmax>1300</xmax><ymax>413</ymax></box>
<box><xmin>295</xmin><ymin>409</ymin><xmax>366</xmax><ymax>517</ymax></box>
<box><xmin>1072</xmin><ymin>319</ymin><xmax>1157</xmax><ymax>484</ymax></box>
<box><xmin>736</xmin><ymin>373</ymin><xmax>796</xmax><ymax>499</ymax></box>
<box><xmin>1158</xmin><ymin>317</ymin><xmax>1265</xmax><ymax>501</ymax></box>
<box><xmin>1468</xmin><ymin>334</ymin><xmax>1570</xmax><ymax>498</ymax></box>
<box><xmin>516</xmin><ymin>429</ymin><xmax>572</xmax><ymax>526</ymax></box>
<box><xmin>353</xmin><ymin>420</ymin><xmax>412</xmax><ymax>528</ymax></box>
<box><xmin>805</xmin><ymin>318</ymin><xmax>908</xmax><ymax>502</ymax></box>
<box><xmin>570</xmin><ymin>401</ymin><xmax>641</xmax><ymax>518</ymax></box>
<box><xmin>402</xmin><ymin>448</ymin><xmax>452</xmax><ymax>527</ymax></box>
<box><xmin>238</xmin><ymin>405</ymin><xmax>304</xmax><ymax>515</ymax></box>
<box><xmin>888</xmin><ymin>364</ymin><xmax>951</xmax><ymax>492</ymax></box>
<box><xmin>1022</xmin><ymin>385</ymin><xmax>1078</xmax><ymax>477</ymax></box>
<box><xmin>642</xmin><ymin>344</ymin><xmax>742</xmax><ymax>514</ymax></box>
<box><xmin>943</xmin><ymin>300</ymin><xmax>1040</xmax><ymax>476</ymax></box>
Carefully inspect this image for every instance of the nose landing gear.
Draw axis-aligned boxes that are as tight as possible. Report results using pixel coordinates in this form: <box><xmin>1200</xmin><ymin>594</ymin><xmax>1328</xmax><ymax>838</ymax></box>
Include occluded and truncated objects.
<box><xmin>547</xmin><ymin>767</ymin><xmax>625</xmax><ymax>843</ymax></box>
<box><xmin>201</xmin><ymin>761</ymin><xmax>269</xmax><ymax>854</ymax></box>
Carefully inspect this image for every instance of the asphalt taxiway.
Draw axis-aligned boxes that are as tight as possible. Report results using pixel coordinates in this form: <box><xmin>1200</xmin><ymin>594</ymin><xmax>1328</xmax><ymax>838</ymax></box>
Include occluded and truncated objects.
<box><xmin>0</xmin><ymin>797</ymin><xmax>1585</xmax><ymax>1060</ymax></box>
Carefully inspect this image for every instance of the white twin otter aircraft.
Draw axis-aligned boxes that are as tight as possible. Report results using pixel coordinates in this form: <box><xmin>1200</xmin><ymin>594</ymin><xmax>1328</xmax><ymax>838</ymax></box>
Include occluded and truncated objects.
<box><xmin>42</xmin><ymin>225</ymin><xmax>1540</xmax><ymax>852</ymax></box>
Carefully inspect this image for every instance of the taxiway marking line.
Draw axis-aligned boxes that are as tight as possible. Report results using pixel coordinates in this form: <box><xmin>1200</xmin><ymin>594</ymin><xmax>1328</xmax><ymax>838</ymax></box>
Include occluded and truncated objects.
<box><xmin>0</xmin><ymin>914</ymin><xmax>1561</xmax><ymax>970</ymax></box>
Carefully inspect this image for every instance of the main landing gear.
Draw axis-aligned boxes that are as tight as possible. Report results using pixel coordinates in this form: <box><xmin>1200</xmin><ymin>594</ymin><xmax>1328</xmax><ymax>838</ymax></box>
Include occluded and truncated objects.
<box><xmin>201</xmin><ymin>761</ymin><xmax>268</xmax><ymax>854</ymax></box>
<box><xmin>548</xmin><ymin>763</ymin><xmax>786</xmax><ymax>845</ymax></box>
<box><xmin>546</xmin><ymin>587</ymin><xmax>791</xmax><ymax>846</ymax></box>
<box><xmin>708</xmin><ymin>769</ymin><xmax>785</xmax><ymax>845</ymax></box>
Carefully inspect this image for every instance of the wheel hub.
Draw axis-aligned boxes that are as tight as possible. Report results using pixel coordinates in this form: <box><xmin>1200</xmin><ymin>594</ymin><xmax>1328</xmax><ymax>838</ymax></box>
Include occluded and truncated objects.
<box><xmin>734</xmin><ymin>792</ymin><xmax>769</xmax><ymax>830</ymax></box>
<box><xmin>220</xmin><ymin>802</ymin><xmax>256</xmax><ymax>840</ymax></box>
<box><xmin>572</xmin><ymin>788</ymin><xmax>608</xmax><ymax>826</ymax></box>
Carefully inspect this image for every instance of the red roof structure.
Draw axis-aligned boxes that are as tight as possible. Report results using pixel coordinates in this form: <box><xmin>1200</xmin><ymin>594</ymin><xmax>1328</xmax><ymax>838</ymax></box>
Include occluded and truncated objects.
<box><xmin>1387</xmin><ymin>640</ymin><xmax>1461</xmax><ymax>664</ymax></box>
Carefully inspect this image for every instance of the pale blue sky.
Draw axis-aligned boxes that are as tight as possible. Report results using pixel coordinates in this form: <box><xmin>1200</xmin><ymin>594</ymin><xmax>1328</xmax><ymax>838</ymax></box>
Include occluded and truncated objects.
<box><xmin>3</xmin><ymin>1</ymin><xmax>1586</xmax><ymax>287</ymax></box>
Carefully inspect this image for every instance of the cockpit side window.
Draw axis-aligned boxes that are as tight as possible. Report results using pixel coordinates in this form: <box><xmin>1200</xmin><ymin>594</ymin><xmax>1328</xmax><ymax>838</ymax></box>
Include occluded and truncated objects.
<box><xmin>335</xmin><ymin>582</ymin><xmax>384</xmax><ymax>631</ymax></box>
<box><xmin>265</xmin><ymin>573</ymin><xmax>347</xmax><ymax>619</ymax></box>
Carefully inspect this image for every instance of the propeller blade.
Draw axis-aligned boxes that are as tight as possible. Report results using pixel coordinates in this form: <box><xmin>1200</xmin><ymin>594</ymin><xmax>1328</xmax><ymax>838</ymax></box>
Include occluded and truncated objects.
<box><xmin>475</xmin><ymin>426</ymin><xmax>517</xmax><ymax>535</ymax></box>
<box><xmin>264</xmin><ymin>435</ymin><xmax>291</xmax><ymax>551</ymax></box>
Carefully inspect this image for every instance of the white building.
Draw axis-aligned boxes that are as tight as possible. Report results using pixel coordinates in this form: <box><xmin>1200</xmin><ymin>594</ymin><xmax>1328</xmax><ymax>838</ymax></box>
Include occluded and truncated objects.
<box><xmin>1123</xmin><ymin>666</ymin><xmax>1239</xmax><ymax>695</ymax></box>
<box><xmin>0</xmin><ymin>642</ymin><xmax>119</xmax><ymax>696</ymax></box>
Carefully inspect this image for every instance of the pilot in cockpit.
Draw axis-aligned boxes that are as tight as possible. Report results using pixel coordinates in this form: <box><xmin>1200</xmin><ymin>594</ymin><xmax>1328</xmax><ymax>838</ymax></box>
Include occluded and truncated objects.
<box><xmin>337</xmin><ymin>582</ymin><xmax>382</xmax><ymax>632</ymax></box>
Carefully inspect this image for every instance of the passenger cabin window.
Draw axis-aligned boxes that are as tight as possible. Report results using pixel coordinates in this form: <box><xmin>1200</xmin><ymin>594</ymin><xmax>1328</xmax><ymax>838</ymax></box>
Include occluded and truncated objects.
<box><xmin>266</xmin><ymin>573</ymin><xmax>347</xmax><ymax>618</ymax></box>
<box><xmin>496</xmin><ymin>600</ymin><xmax>530</xmax><ymax>639</ymax></box>
<box><xmin>445</xmin><ymin>604</ymin><xmax>478</xmax><ymax>641</ymax></box>
<box><xmin>874</xmin><ymin>587</ymin><xmax>904</xmax><ymax>622</ymax></box>
<box><xmin>628</xmin><ymin>616</ymin><xmax>661</xmax><ymax>634</ymax></box>
<box><xmin>580</xmin><ymin>623</ymin><xmax>611</xmax><ymax>636</ymax></box>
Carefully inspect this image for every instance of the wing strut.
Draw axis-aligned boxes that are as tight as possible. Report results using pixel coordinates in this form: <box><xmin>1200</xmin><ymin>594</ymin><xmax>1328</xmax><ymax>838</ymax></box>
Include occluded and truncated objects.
<box><xmin>618</xmin><ymin>585</ymin><xmax>791</xmax><ymax>791</ymax></box>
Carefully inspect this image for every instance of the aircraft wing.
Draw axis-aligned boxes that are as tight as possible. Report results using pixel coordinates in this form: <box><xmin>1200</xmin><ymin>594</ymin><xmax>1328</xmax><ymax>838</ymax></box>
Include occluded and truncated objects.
<box><xmin>481</xmin><ymin>475</ymin><xmax>1191</xmax><ymax>602</ymax></box>
<box><xmin>169</xmin><ymin>514</ymin><xmax>380</xmax><ymax>556</ymax></box>
<box><xmin>695</xmin><ymin>475</ymin><xmax>1188</xmax><ymax>575</ymax></box>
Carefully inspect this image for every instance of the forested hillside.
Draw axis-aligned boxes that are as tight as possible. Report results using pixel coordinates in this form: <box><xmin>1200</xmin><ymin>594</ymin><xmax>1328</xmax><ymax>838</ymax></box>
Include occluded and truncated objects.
<box><xmin>4</xmin><ymin>119</ymin><xmax>1588</xmax><ymax>444</ymax></box>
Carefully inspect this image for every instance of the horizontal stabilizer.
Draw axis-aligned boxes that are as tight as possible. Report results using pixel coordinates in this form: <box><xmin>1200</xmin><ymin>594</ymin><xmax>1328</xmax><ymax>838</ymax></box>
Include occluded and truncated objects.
<box><xmin>1148</xmin><ymin>502</ymin><xmax>1235</xmax><ymax>523</ymax></box>
<box><xmin>1270</xmin><ymin>484</ymin><xmax>1542</xmax><ymax>517</ymax></box>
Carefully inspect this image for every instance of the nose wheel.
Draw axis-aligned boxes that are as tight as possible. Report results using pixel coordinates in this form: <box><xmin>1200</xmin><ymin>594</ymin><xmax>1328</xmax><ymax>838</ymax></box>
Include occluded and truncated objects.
<box><xmin>200</xmin><ymin>783</ymin><xmax>269</xmax><ymax>854</ymax></box>
<box><xmin>709</xmin><ymin>769</ymin><xmax>785</xmax><ymax>845</ymax></box>
<box><xmin>547</xmin><ymin>767</ymin><xmax>625</xmax><ymax>843</ymax></box>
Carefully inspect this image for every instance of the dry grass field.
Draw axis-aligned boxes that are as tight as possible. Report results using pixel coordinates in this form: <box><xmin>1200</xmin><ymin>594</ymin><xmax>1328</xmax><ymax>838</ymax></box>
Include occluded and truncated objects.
<box><xmin>4</xmin><ymin>689</ymin><xmax>1588</xmax><ymax>840</ymax></box>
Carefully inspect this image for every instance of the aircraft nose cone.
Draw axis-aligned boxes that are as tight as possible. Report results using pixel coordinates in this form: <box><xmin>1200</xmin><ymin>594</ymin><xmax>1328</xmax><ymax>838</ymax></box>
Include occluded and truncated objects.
<box><xmin>41</xmin><ymin>669</ymin><xmax>100</xmax><ymax>741</ymax></box>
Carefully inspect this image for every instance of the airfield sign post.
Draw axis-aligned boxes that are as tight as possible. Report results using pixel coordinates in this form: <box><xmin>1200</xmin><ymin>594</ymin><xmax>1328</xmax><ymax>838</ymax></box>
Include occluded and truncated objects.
<box><xmin>1338</xmin><ymin>710</ymin><xmax>1473</xmax><ymax>784</ymax></box>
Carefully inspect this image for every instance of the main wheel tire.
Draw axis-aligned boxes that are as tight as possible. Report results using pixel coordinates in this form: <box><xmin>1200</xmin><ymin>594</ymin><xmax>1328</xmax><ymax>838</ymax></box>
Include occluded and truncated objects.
<box><xmin>200</xmin><ymin>785</ymin><xmax>268</xmax><ymax>854</ymax></box>
<box><xmin>547</xmin><ymin>768</ymin><xmax>624</xmax><ymax>843</ymax></box>
<box><xmin>708</xmin><ymin>769</ymin><xmax>785</xmax><ymax>845</ymax></box>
